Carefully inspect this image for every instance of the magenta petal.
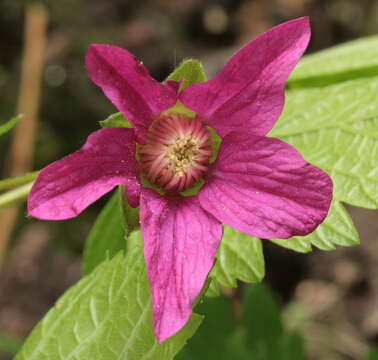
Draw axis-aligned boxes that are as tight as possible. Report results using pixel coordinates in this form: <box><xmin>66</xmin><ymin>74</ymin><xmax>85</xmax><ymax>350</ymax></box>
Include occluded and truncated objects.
<box><xmin>86</xmin><ymin>45</ymin><xmax>179</xmax><ymax>144</ymax></box>
<box><xmin>198</xmin><ymin>133</ymin><xmax>333</xmax><ymax>239</ymax></box>
<box><xmin>140</xmin><ymin>188</ymin><xmax>222</xmax><ymax>343</ymax></box>
<box><xmin>180</xmin><ymin>17</ymin><xmax>310</xmax><ymax>138</ymax></box>
<box><xmin>28</xmin><ymin>128</ymin><xmax>141</xmax><ymax>220</ymax></box>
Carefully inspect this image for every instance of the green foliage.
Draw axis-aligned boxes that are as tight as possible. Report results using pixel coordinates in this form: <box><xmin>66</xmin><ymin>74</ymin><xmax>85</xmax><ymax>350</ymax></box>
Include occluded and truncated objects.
<box><xmin>243</xmin><ymin>284</ymin><xmax>283</xmax><ymax>354</ymax></box>
<box><xmin>83</xmin><ymin>187</ymin><xmax>140</xmax><ymax>275</ymax></box>
<box><xmin>17</xmin><ymin>37</ymin><xmax>378</xmax><ymax>359</ymax></box>
<box><xmin>365</xmin><ymin>347</ymin><xmax>378</xmax><ymax>360</ymax></box>
<box><xmin>82</xmin><ymin>190</ymin><xmax>126</xmax><ymax>275</ymax></box>
<box><xmin>209</xmin><ymin>226</ymin><xmax>265</xmax><ymax>292</ymax></box>
<box><xmin>205</xmin><ymin>279</ymin><xmax>220</xmax><ymax>297</ymax></box>
<box><xmin>178</xmin><ymin>284</ymin><xmax>307</xmax><ymax>360</ymax></box>
<box><xmin>241</xmin><ymin>285</ymin><xmax>307</xmax><ymax>360</ymax></box>
<box><xmin>0</xmin><ymin>329</ymin><xmax>23</xmax><ymax>356</ymax></box>
<box><xmin>0</xmin><ymin>114</ymin><xmax>22</xmax><ymax>136</ymax></box>
<box><xmin>16</xmin><ymin>247</ymin><xmax>202</xmax><ymax>360</ymax></box>
<box><xmin>289</xmin><ymin>35</ymin><xmax>378</xmax><ymax>86</ymax></box>
<box><xmin>176</xmin><ymin>296</ymin><xmax>234</xmax><ymax>360</ymax></box>
<box><xmin>271</xmin><ymin>201</ymin><xmax>359</xmax><ymax>252</ymax></box>
<box><xmin>279</xmin><ymin>332</ymin><xmax>307</xmax><ymax>360</ymax></box>
<box><xmin>269</xmin><ymin>36</ymin><xmax>378</xmax><ymax>253</ymax></box>
<box><xmin>273</xmin><ymin>76</ymin><xmax>378</xmax><ymax>209</ymax></box>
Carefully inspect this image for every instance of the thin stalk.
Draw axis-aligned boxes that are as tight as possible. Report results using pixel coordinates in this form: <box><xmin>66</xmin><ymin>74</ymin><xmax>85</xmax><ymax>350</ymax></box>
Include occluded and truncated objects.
<box><xmin>0</xmin><ymin>3</ymin><xmax>47</xmax><ymax>264</ymax></box>
<box><xmin>0</xmin><ymin>170</ymin><xmax>39</xmax><ymax>191</ymax></box>
<box><xmin>0</xmin><ymin>182</ymin><xmax>33</xmax><ymax>209</ymax></box>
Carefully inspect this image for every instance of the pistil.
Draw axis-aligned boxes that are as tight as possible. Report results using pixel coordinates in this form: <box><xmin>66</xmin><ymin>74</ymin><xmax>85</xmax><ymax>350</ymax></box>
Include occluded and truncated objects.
<box><xmin>139</xmin><ymin>113</ymin><xmax>212</xmax><ymax>193</ymax></box>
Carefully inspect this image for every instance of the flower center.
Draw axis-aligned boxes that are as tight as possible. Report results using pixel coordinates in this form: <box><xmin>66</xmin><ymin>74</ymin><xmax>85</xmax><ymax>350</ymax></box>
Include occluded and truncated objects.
<box><xmin>139</xmin><ymin>113</ymin><xmax>212</xmax><ymax>193</ymax></box>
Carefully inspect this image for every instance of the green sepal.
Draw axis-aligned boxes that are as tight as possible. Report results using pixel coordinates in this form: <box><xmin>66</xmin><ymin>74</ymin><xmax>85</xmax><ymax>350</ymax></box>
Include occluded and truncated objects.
<box><xmin>118</xmin><ymin>185</ymin><xmax>140</xmax><ymax>237</ymax></box>
<box><xmin>166</xmin><ymin>58</ymin><xmax>206</xmax><ymax>92</ymax></box>
<box><xmin>207</xmin><ymin>126</ymin><xmax>222</xmax><ymax>164</ymax></box>
<box><xmin>99</xmin><ymin>112</ymin><xmax>132</xmax><ymax>129</ymax></box>
<box><xmin>164</xmin><ymin>59</ymin><xmax>207</xmax><ymax>116</ymax></box>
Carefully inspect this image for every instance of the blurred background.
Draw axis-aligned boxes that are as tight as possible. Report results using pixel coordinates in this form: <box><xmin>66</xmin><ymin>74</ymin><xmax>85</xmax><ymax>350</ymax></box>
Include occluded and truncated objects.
<box><xmin>0</xmin><ymin>0</ymin><xmax>377</xmax><ymax>359</ymax></box>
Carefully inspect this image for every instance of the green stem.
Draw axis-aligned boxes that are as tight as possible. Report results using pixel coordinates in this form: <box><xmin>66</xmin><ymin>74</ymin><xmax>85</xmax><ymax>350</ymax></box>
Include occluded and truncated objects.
<box><xmin>0</xmin><ymin>171</ymin><xmax>39</xmax><ymax>191</ymax></box>
<box><xmin>0</xmin><ymin>182</ymin><xmax>33</xmax><ymax>209</ymax></box>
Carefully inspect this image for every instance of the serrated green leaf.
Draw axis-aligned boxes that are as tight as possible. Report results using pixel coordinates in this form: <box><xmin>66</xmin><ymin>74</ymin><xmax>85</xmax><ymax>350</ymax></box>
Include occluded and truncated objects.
<box><xmin>270</xmin><ymin>201</ymin><xmax>359</xmax><ymax>252</ymax></box>
<box><xmin>271</xmin><ymin>78</ymin><xmax>378</xmax><ymax>208</ymax></box>
<box><xmin>99</xmin><ymin>112</ymin><xmax>132</xmax><ymax>129</ymax></box>
<box><xmin>205</xmin><ymin>279</ymin><xmax>220</xmax><ymax>297</ymax></box>
<box><xmin>82</xmin><ymin>191</ymin><xmax>125</xmax><ymax>275</ymax></box>
<box><xmin>289</xmin><ymin>35</ymin><xmax>378</xmax><ymax>86</ymax></box>
<box><xmin>268</xmin><ymin>72</ymin><xmax>377</xmax><ymax>252</ymax></box>
<box><xmin>16</xmin><ymin>247</ymin><xmax>202</xmax><ymax>360</ymax></box>
<box><xmin>0</xmin><ymin>114</ymin><xmax>22</xmax><ymax>136</ymax></box>
<box><xmin>269</xmin><ymin>236</ymin><xmax>312</xmax><ymax>254</ymax></box>
<box><xmin>304</xmin><ymin>201</ymin><xmax>359</xmax><ymax>250</ymax></box>
<box><xmin>210</xmin><ymin>226</ymin><xmax>265</xmax><ymax>289</ymax></box>
<box><xmin>166</xmin><ymin>59</ymin><xmax>206</xmax><ymax>91</ymax></box>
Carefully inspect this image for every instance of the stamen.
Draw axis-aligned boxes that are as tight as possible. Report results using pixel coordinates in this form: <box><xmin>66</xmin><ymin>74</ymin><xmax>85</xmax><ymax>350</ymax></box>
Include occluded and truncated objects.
<box><xmin>139</xmin><ymin>113</ymin><xmax>212</xmax><ymax>193</ymax></box>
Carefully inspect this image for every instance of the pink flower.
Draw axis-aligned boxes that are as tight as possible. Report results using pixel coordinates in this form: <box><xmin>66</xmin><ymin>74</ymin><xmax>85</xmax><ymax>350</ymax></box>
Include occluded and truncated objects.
<box><xmin>28</xmin><ymin>18</ymin><xmax>332</xmax><ymax>343</ymax></box>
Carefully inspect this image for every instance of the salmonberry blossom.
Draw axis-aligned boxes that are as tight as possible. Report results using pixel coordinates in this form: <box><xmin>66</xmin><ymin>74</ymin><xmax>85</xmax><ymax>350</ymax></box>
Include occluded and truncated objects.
<box><xmin>28</xmin><ymin>17</ymin><xmax>332</xmax><ymax>343</ymax></box>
